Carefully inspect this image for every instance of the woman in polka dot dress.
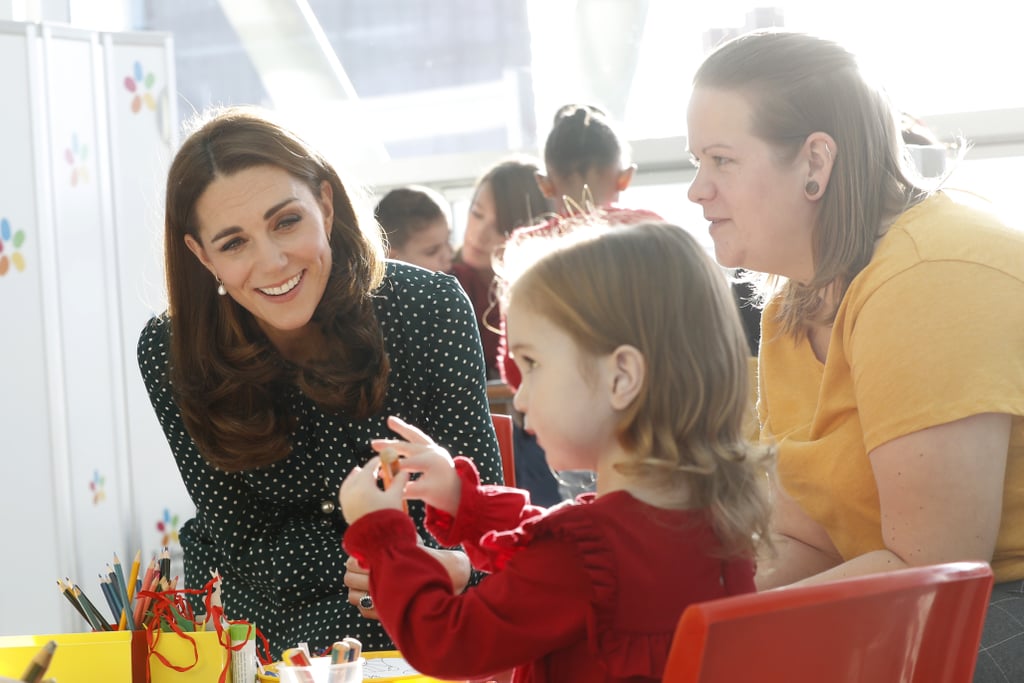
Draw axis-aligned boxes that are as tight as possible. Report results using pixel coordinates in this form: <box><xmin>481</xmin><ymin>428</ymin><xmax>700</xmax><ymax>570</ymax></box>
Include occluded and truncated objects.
<box><xmin>136</xmin><ymin>106</ymin><xmax>503</xmax><ymax>659</ymax></box>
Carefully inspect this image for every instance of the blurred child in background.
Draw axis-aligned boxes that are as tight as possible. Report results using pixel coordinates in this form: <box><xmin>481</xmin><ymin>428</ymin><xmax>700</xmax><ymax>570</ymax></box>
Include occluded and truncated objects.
<box><xmin>452</xmin><ymin>157</ymin><xmax>552</xmax><ymax>378</ymax></box>
<box><xmin>498</xmin><ymin>104</ymin><xmax>661</xmax><ymax>505</ymax></box>
<box><xmin>375</xmin><ymin>185</ymin><xmax>454</xmax><ymax>272</ymax></box>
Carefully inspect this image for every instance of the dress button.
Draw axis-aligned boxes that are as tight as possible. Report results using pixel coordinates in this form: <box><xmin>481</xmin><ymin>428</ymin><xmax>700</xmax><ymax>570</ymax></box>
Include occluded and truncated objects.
<box><xmin>320</xmin><ymin>500</ymin><xmax>336</xmax><ymax>514</ymax></box>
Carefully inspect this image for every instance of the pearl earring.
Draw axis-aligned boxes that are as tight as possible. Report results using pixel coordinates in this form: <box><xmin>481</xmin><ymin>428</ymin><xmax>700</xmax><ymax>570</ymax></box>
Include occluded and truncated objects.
<box><xmin>216</xmin><ymin>277</ymin><xmax>226</xmax><ymax>296</ymax></box>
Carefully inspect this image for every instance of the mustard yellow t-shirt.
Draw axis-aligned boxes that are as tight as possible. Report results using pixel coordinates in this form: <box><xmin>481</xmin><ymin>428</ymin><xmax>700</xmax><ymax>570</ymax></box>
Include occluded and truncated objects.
<box><xmin>759</xmin><ymin>192</ymin><xmax>1024</xmax><ymax>582</ymax></box>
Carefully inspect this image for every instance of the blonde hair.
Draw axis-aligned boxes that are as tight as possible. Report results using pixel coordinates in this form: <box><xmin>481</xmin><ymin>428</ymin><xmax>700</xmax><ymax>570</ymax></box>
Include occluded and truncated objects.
<box><xmin>501</xmin><ymin>221</ymin><xmax>773</xmax><ymax>558</ymax></box>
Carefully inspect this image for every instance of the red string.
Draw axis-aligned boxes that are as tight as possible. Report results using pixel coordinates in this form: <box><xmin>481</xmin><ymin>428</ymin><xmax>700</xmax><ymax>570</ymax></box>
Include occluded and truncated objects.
<box><xmin>135</xmin><ymin>575</ymin><xmax>272</xmax><ymax>683</ymax></box>
<box><xmin>199</xmin><ymin>576</ymin><xmax>273</xmax><ymax>666</ymax></box>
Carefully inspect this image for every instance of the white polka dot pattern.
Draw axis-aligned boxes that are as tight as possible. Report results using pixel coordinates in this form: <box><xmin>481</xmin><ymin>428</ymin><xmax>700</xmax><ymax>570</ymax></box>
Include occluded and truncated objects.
<box><xmin>137</xmin><ymin>262</ymin><xmax>502</xmax><ymax>657</ymax></box>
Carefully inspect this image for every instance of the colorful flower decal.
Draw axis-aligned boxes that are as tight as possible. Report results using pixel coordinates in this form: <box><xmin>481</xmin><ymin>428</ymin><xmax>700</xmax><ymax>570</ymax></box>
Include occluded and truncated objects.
<box><xmin>89</xmin><ymin>469</ymin><xmax>106</xmax><ymax>505</ymax></box>
<box><xmin>124</xmin><ymin>61</ymin><xmax>157</xmax><ymax>114</ymax></box>
<box><xmin>156</xmin><ymin>508</ymin><xmax>180</xmax><ymax>546</ymax></box>
<box><xmin>0</xmin><ymin>217</ymin><xmax>27</xmax><ymax>277</ymax></box>
<box><xmin>65</xmin><ymin>133</ymin><xmax>90</xmax><ymax>186</ymax></box>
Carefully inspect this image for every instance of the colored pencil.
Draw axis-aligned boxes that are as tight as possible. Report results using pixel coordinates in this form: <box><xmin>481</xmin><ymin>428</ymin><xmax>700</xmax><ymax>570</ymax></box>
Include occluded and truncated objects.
<box><xmin>70</xmin><ymin>582</ymin><xmax>112</xmax><ymax>631</ymax></box>
<box><xmin>19</xmin><ymin>639</ymin><xmax>56</xmax><ymax>683</ymax></box>
<box><xmin>111</xmin><ymin>553</ymin><xmax>136</xmax><ymax>631</ymax></box>
<box><xmin>98</xmin><ymin>575</ymin><xmax>121</xmax><ymax>626</ymax></box>
<box><xmin>134</xmin><ymin>556</ymin><xmax>159</xmax><ymax>625</ymax></box>
<box><xmin>118</xmin><ymin>550</ymin><xmax>141</xmax><ymax>630</ymax></box>
<box><xmin>159</xmin><ymin>547</ymin><xmax>170</xmax><ymax>582</ymax></box>
<box><xmin>56</xmin><ymin>579</ymin><xmax>90</xmax><ymax>625</ymax></box>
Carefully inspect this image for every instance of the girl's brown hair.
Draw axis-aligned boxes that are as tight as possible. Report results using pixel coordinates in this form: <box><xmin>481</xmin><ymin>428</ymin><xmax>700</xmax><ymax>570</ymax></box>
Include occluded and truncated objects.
<box><xmin>503</xmin><ymin>222</ymin><xmax>773</xmax><ymax>558</ymax></box>
<box><xmin>472</xmin><ymin>156</ymin><xmax>550</xmax><ymax>240</ymax></box>
<box><xmin>163</xmin><ymin>106</ymin><xmax>388</xmax><ymax>471</ymax></box>
<box><xmin>544</xmin><ymin>104</ymin><xmax>629</xmax><ymax>180</ymax></box>
<box><xmin>375</xmin><ymin>185</ymin><xmax>450</xmax><ymax>251</ymax></box>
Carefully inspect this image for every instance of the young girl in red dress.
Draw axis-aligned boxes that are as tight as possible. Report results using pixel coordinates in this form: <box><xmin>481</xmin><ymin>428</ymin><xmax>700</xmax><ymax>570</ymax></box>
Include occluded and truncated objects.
<box><xmin>339</xmin><ymin>221</ymin><xmax>774</xmax><ymax>683</ymax></box>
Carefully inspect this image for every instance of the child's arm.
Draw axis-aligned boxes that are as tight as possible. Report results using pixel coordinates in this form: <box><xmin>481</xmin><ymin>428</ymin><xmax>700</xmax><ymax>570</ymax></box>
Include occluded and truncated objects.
<box><xmin>343</xmin><ymin>511</ymin><xmax>592</xmax><ymax>681</ymax></box>
<box><xmin>424</xmin><ymin>456</ymin><xmax>541</xmax><ymax>573</ymax></box>
<box><xmin>377</xmin><ymin>416</ymin><xmax>544</xmax><ymax>554</ymax></box>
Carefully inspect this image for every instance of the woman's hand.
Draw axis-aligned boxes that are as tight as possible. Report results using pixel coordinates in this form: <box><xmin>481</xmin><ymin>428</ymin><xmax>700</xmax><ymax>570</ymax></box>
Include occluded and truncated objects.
<box><xmin>756</xmin><ymin>478</ymin><xmax>842</xmax><ymax>590</ymax></box>
<box><xmin>343</xmin><ymin>555</ymin><xmax>378</xmax><ymax>620</ymax></box>
<box><xmin>371</xmin><ymin>415</ymin><xmax>463</xmax><ymax>516</ymax></box>
<box><xmin>419</xmin><ymin>545</ymin><xmax>473</xmax><ymax>594</ymax></box>
<box><xmin>343</xmin><ymin>538</ymin><xmax>473</xmax><ymax>619</ymax></box>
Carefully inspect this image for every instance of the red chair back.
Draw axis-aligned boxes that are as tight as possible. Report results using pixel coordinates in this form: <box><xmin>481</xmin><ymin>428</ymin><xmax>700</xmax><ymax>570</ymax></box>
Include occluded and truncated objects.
<box><xmin>491</xmin><ymin>413</ymin><xmax>515</xmax><ymax>487</ymax></box>
<box><xmin>663</xmin><ymin>561</ymin><xmax>993</xmax><ymax>683</ymax></box>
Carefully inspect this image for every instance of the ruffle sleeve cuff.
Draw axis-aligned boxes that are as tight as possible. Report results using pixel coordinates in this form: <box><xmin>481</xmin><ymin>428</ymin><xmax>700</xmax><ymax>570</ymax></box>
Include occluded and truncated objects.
<box><xmin>342</xmin><ymin>508</ymin><xmax>419</xmax><ymax>567</ymax></box>
<box><xmin>425</xmin><ymin>457</ymin><xmax>536</xmax><ymax>566</ymax></box>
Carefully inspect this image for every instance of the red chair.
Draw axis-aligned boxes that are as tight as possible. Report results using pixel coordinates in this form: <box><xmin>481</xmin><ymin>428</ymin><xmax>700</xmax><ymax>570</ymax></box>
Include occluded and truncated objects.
<box><xmin>663</xmin><ymin>561</ymin><xmax>993</xmax><ymax>683</ymax></box>
<box><xmin>491</xmin><ymin>413</ymin><xmax>515</xmax><ymax>487</ymax></box>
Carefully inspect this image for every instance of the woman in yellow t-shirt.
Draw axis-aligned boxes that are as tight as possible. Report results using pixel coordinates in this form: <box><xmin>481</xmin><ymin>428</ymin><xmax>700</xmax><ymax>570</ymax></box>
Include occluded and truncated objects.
<box><xmin>686</xmin><ymin>31</ymin><xmax>1024</xmax><ymax>682</ymax></box>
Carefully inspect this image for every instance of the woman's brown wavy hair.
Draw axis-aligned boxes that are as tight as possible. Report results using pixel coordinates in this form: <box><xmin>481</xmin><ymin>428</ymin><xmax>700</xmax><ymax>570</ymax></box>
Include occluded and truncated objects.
<box><xmin>163</xmin><ymin>107</ymin><xmax>388</xmax><ymax>471</ymax></box>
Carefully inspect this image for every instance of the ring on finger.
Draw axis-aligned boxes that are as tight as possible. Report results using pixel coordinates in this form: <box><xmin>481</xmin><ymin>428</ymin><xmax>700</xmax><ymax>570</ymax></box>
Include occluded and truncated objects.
<box><xmin>359</xmin><ymin>593</ymin><xmax>374</xmax><ymax>610</ymax></box>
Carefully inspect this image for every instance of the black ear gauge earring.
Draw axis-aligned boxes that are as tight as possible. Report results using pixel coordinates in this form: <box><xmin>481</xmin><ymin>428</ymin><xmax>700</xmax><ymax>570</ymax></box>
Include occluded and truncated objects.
<box><xmin>805</xmin><ymin>180</ymin><xmax>820</xmax><ymax>195</ymax></box>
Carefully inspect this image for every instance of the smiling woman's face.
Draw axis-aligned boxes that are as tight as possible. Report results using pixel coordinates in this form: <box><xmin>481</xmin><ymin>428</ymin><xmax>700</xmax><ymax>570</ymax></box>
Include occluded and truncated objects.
<box><xmin>184</xmin><ymin>164</ymin><xmax>334</xmax><ymax>347</ymax></box>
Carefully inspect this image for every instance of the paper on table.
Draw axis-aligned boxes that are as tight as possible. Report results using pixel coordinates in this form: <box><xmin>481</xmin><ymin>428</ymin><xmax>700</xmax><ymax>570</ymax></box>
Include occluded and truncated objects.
<box><xmin>363</xmin><ymin>651</ymin><xmax>420</xmax><ymax>679</ymax></box>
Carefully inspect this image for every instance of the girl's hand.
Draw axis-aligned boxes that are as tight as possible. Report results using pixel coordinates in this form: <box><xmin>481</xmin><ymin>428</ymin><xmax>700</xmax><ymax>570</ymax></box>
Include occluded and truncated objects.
<box><xmin>339</xmin><ymin>455</ymin><xmax>411</xmax><ymax>525</ymax></box>
<box><xmin>372</xmin><ymin>415</ymin><xmax>463</xmax><ymax>516</ymax></box>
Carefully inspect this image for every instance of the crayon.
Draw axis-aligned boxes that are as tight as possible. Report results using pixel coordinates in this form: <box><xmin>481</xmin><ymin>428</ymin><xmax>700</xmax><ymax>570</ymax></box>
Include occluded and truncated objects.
<box><xmin>329</xmin><ymin>640</ymin><xmax>349</xmax><ymax>664</ymax></box>
<box><xmin>379</xmin><ymin>447</ymin><xmax>407</xmax><ymax>513</ymax></box>
<box><xmin>281</xmin><ymin>647</ymin><xmax>315</xmax><ymax>683</ymax></box>
<box><xmin>281</xmin><ymin>647</ymin><xmax>312</xmax><ymax>666</ymax></box>
<box><xmin>343</xmin><ymin>637</ymin><xmax>361</xmax><ymax>662</ymax></box>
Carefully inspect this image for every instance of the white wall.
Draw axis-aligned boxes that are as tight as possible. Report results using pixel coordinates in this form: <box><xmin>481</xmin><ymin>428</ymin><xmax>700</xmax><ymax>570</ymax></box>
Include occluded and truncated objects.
<box><xmin>0</xmin><ymin>20</ymin><xmax>182</xmax><ymax>637</ymax></box>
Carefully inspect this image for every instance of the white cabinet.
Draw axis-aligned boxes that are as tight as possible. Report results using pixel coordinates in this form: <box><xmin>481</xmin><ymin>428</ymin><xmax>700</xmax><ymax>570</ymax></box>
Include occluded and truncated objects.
<box><xmin>0</xmin><ymin>20</ymin><xmax>187</xmax><ymax>635</ymax></box>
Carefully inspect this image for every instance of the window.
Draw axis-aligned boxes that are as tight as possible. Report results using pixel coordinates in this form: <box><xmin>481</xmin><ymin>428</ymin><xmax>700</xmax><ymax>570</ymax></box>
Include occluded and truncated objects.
<box><xmin>124</xmin><ymin>1</ymin><xmax>1023</xmax><ymax>229</ymax></box>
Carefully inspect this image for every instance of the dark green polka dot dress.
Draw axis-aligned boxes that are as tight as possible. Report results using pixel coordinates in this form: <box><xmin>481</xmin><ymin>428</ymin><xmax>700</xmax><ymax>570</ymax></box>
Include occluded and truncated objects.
<box><xmin>137</xmin><ymin>262</ymin><xmax>503</xmax><ymax>659</ymax></box>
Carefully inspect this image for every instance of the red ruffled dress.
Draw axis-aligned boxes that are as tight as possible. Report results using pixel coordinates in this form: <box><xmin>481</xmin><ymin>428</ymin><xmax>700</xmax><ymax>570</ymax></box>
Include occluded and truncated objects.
<box><xmin>343</xmin><ymin>457</ymin><xmax>755</xmax><ymax>683</ymax></box>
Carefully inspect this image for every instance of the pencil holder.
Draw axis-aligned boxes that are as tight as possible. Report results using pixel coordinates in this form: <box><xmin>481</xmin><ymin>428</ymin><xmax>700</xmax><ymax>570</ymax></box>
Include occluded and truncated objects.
<box><xmin>276</xmin><ymin>656</ymin><xmax>364</xmax><ymax>683</ymax></box>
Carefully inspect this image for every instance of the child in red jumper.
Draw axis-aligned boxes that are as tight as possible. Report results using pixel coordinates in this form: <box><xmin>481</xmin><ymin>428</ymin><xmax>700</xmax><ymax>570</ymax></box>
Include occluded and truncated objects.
<box><xmin>499</xmin><ymin>104</ymin><xmax>661</xmax><ymax>505</ymax></box>
<box><xmin>339</xmin><ymin>221</ymin><xmax>774</xmax><ymax>683</ymax></box>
